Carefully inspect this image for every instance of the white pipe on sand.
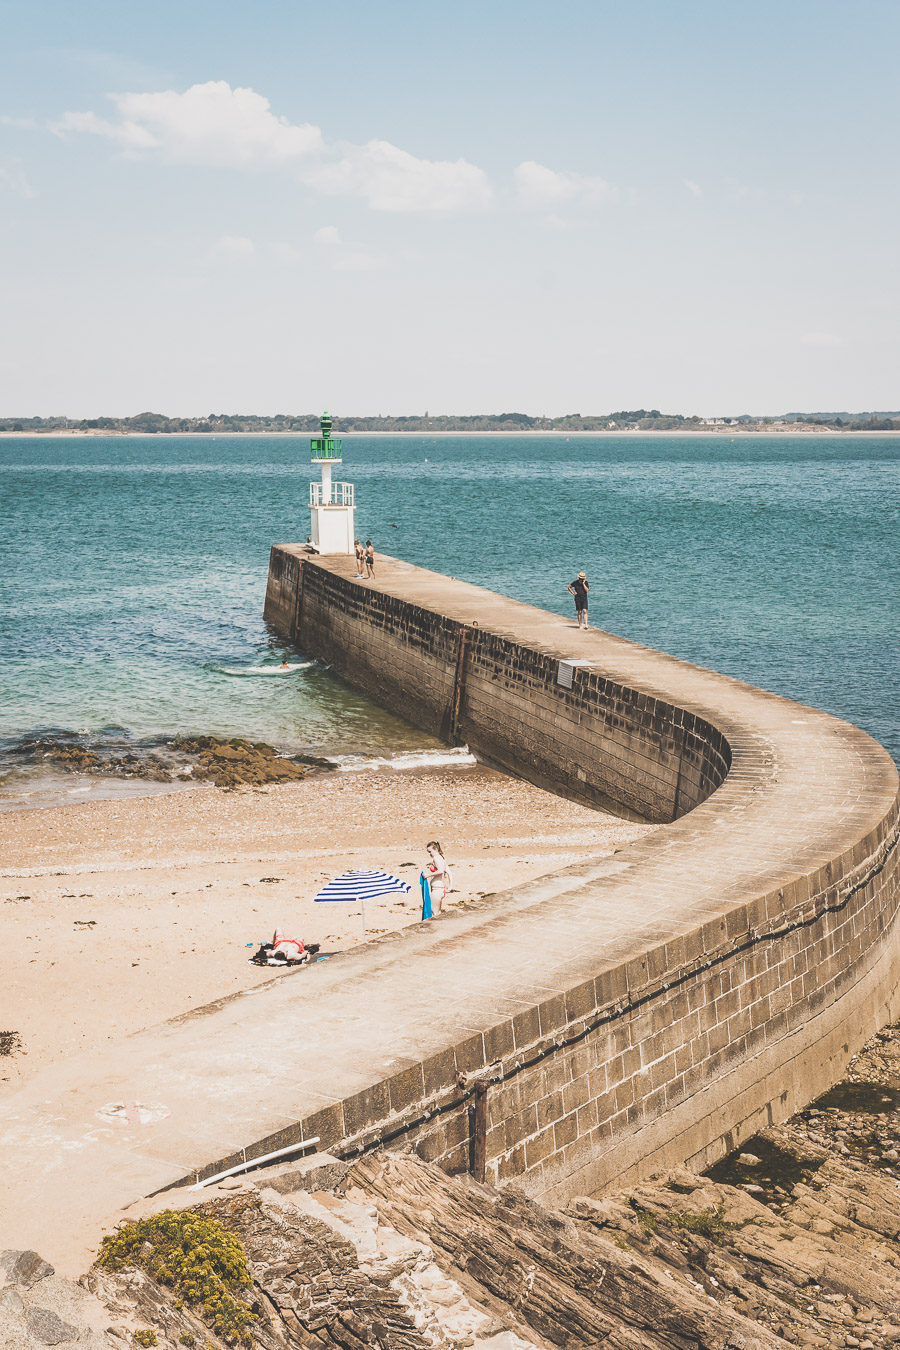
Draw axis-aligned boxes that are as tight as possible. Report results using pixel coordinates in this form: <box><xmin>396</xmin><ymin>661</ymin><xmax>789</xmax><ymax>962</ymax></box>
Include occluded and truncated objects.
<box><xmin>190</xmin><ymin>1136</ymin><xmax>320</xmax><ymax>1190</ymax></box>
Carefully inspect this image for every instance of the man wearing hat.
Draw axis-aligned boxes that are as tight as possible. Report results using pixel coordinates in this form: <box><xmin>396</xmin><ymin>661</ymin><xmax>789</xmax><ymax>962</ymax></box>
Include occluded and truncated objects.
<box><xmin>567</xmin><ymin>571</ymin><xmax>590</xmax><ymax>629</ymax></box>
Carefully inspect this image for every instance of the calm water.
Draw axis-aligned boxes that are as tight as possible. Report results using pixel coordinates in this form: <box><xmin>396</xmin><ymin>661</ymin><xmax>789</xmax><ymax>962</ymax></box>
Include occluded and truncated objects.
<box><xmin>1</xmin><ymin>434</ymin><xmax>897</xmax><ymax>803</ymax></box>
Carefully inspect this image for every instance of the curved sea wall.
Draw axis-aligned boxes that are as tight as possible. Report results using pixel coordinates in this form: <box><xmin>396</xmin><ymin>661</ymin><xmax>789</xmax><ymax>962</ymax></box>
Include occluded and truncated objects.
<box><xmin>2</xmin><ymin>546</ymin><xmax>898</xmax><ymax>1270</ymax></box>
<box><xmin>264</xmin><ymin>545</ymin><xmax>730</xmax><ymax>824</ymax></box>
<box><xmin>263</xmin><ymin>546</ymin><xmax>900</xmax><ymax>1195</ymax></box>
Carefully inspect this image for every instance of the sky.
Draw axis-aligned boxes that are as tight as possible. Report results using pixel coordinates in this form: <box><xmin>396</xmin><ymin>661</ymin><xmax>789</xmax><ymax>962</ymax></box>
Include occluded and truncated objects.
<box><xmin>1</xmin><ymin>0</ymin><xmax>898</xmax><ymax>418</ymax></box>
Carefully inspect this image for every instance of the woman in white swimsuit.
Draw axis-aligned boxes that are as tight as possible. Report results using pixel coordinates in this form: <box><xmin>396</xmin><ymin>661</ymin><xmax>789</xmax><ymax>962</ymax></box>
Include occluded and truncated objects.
<box><xmin>425</xmin><ymin>840</ymin><xmax>452</xmax><ymax>914</ymax></box>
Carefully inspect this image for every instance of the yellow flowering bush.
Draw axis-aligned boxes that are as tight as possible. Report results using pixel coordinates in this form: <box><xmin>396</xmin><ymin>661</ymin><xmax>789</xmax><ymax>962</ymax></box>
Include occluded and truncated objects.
<box><xmin>98</xmin><ymin>1210</ymin><xmax>255</xmax><ymax>1345</ymax></box>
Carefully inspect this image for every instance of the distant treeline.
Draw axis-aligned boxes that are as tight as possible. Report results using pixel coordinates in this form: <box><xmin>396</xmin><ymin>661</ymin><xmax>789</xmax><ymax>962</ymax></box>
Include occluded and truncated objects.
<box><xmin>2</xmin><ymin>409</ymin><xmax>899</xmax><ymax>433</ymax></box>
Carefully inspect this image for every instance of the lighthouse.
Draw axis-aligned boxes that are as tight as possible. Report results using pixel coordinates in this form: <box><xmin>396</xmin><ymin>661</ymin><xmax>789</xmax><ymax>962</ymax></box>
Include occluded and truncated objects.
<box><xmin>308</xmin><ymin>410</ymin><xmax>356</xmax><ymax>554</ymax></box>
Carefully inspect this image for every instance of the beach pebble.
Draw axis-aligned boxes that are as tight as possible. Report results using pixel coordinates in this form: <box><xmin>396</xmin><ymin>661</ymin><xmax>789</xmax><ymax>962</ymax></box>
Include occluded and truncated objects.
<box><xmin>0</xmin><ymin>1287</ymin><xmax>24</xmax><ymax>1313</ymax></box>
<box><xmin>24</xmin><ymin>1306</ymin><xmax>78</xmax><ymax>1344</ymax></box>
<box><xmin>0</xmin><ymin>1248</ymin><xmax>54</xmax><ymax>1288</ymax></box>
<box><xmin>429</xmin><ymin>1289</ymin><xmax>460</xmax><ymax>1307</ymax></box>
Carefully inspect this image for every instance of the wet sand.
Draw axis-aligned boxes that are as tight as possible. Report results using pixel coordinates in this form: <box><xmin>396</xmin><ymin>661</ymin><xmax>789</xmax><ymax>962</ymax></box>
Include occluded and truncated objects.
<box><xmin>0</xmin><ymin>765</ymin><xmax>654</xmax><ymax>1092</ymax></box>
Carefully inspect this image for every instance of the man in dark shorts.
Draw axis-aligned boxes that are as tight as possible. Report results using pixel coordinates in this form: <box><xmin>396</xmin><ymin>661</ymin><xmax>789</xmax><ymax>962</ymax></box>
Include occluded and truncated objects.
<box><xmin>567</xmin><ymin>571</ymin><xmax>589</xmax><ymax>628</ymax></box>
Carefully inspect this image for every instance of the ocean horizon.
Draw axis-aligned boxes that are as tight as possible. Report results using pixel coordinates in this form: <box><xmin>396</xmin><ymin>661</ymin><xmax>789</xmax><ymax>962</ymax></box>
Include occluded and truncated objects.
<box><xmin>2</xmin><ymin>432</ymin><xmax>897</xmax><ymax>808</ymax></box>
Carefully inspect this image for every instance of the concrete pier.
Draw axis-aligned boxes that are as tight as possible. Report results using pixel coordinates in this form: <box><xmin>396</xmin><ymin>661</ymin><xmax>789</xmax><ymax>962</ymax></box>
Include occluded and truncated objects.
<box><xmin>0</xmin><ymin>549</ymin><xmax>897</xmax><ymax>1273</ymax></box>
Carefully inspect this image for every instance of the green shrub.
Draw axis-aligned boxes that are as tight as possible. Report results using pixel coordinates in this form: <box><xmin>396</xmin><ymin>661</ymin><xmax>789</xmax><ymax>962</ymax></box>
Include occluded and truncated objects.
<box><xmin>635</xmin><ymin>1203</ymin><xmax>736</xmax><ymax>1244</ymax></box>
<box><xmin>668</xmin><ymin>1205</ymin><xmax>737</xmax><ymax>1242</ymax></box>
<box><xmin>134</xmin><ymin>1334</ymin><xmax>157</xmax><ymax>1348</ymax></box>
<box><xmin>98</xmin><ymin>1210</ymin><xmax>255</xmax><ymax>1345</ymax></box>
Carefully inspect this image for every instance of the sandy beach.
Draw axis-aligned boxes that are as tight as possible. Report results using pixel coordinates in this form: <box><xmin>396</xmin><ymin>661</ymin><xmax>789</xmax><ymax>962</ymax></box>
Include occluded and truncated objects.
<box><xmin>0</xmin><ymin>765</ymin><xmax>653</xmax><ymax>1094</ymax></box>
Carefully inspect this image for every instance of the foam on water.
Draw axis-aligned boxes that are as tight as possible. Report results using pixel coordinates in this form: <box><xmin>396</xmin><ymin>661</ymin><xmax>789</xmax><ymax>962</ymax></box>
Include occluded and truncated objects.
<box><xmin>334</xmin><ymin>747</ymin><xmax>478</xmax><ymax>772</ymax></box>
<box><xmin>216</xmin><ymin>663</ymin><xmax>314</xmax><ymax>676</ymax></box>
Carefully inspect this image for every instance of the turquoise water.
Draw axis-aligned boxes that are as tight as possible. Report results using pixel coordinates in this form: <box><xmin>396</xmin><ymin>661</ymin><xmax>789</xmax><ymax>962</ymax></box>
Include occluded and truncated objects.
<box><xmin>1</xmin><ymin>434</ymin><xmax>898</xmax><ymax>802</ymax></box>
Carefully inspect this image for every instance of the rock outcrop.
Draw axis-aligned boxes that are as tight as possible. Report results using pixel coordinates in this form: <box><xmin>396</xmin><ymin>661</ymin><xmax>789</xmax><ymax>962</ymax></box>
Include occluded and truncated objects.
<box><xmin>0</xmin><ymin>1248</ymin><xmax>116</xmax><ymax>1349</ymax></box>
<box><xmin>8</xmin><ymin>1026</ymin><xmax>900</xmax><ymax>1348</ymax></box>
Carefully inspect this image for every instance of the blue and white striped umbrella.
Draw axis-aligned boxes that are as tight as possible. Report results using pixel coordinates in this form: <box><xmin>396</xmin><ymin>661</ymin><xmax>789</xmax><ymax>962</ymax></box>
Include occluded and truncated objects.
<box><xmin>313</xmin><ymin>869</ymin><xmax>411</xmax><ymax>904</ymax></box>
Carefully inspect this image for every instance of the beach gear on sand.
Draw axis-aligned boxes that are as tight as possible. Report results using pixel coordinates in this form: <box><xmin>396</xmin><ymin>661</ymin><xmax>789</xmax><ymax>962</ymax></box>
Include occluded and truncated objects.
<box><xmin>248</xmin><ymin>931</ymin><xmax>320</xmax><ymax>966</ymax></box>
<box><xmin>313</xmin><ymin>868</ymin><xmax>411</xmax><ymax>938</ymax></box>
<box><xmin>420</xmin><ymin>871</ymin><xmax>433</xmax><ymax>920</ymax></box>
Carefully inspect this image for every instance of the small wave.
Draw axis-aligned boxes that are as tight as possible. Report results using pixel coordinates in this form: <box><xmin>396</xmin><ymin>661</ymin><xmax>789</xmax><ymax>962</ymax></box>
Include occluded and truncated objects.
<box><xmin>334</xmin><ymin>746</ymin><xmax>477</xmax><ymax>773</ymax></box>
<box><xmin>216</xmin><ymin>663</ymin><xmax>313</xmax><ymax>677</ymax></box>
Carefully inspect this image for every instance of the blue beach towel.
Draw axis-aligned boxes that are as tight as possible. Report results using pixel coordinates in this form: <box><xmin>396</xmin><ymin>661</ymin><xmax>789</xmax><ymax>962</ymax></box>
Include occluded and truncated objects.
<box><xmin>420</xmin><ymin>871</ymin><xmax>433</xmax><ymax>920</ymax></box>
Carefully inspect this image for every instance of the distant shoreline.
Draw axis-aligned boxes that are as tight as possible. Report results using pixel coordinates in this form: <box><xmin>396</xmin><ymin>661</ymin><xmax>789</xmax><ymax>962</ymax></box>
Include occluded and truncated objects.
<box><xmin>2</xmin><ymin>429</ymin><xmax>900</xmax><ymax>439</ymax></box>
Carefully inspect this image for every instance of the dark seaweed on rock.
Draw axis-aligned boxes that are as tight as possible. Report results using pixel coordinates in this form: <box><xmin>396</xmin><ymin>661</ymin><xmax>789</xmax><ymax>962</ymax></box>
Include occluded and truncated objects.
<box><xmin>171</xmin><ymin>736</ymin><xmax>308</xmax><ymax>789</ymax></box>
<box><xmin>5</xmin><ymin>732</ymin><xmax>331</xmax><ymax>788</ymax></box>
<box><xmin>0</xmin><ymin>1030</ymin><xmax>23</xmax><ymax>1057</ymax></box>
<box><xmin>9</xmin><ymin>737</ymin><xmax>174</xmax><ymax>781</ymax></box>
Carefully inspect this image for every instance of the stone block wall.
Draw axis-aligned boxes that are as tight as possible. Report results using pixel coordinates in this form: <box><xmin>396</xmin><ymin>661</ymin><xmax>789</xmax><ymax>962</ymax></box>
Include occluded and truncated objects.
<box><xmin>255</xmin><ymin>545</ymin><xmax>900</xmax><ymax>1201</ymax></box>
<box><xmin>263</xmin><ymin>543</ymin><xmax>304</xmax><ymax>638</ymax></box>
<box><xmin>267</xmin><ymin>549</ymin><xmax>730</xmax><ymax>823</ymax></box>
<box><xmin>409</xmin><ymin>795</ymin><xmax>900</xmax><ymax>1196</ymax></box>
<box><xmin>236</xmin><ymin>788</ymin><xmax>896</xmax><ymax>1202</ymax></box>
<box><xmin>459</xmin><ymin>632</ymin><xmax>730</xmax><ymax>821</ymax></box>
<box><xmin>276</xmin><ymin>556</ymin><xmax>462</xmax><ymax>748</ymax></box>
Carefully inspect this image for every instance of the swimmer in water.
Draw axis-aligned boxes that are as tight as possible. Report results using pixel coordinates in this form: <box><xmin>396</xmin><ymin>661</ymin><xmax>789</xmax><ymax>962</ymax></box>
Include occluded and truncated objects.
<box><xmin>279</xmin><ymin>657</ymin><xmax>290</xmax><ymax>670</ymax></box>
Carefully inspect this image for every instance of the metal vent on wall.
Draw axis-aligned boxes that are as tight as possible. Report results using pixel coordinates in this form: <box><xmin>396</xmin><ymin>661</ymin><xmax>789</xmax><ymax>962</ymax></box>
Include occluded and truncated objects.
<box><xmin>557</xmin><ymin>660</ymin><xmax>594</xmax><ymax>688</ymax></box>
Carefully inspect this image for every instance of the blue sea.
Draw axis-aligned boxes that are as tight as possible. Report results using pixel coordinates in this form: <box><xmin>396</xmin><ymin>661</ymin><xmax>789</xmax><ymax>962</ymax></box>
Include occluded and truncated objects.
<box><xmin>1</xmin><ymin>434</ymin><xmax>897</xmax><ymax>807</ymax></box>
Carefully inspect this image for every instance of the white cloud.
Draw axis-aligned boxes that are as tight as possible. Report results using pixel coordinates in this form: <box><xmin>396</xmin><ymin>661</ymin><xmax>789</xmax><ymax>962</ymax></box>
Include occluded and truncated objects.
<box><xmin>49</xmin><ymin>80</ymin><xmax>490</xmax><ymax>213</ymax></box>
<box><xmin>313</xmin><ymin>223</ymin><xmax>381</xmax><ymax>271</ymax></box>
<box><xmin>801</xmin><ymin>331</ymin><xmax>841</xmax><ymax>347</ymax></box>
<box><xmin>0</xmin><ymin>162</ymin><xmax>37</xmax><ymax>198</ymax></box>
<box><xmin>268</xmin><ymin>241</ymin><xmax>303</xmax><ymax>264</ymax></box>
<box><xmin>208</xmin><ymin>234</ymin><xmax>255</xmax><ymax>262</ymax></box>
<box><xmin>683</xmin><ymin>178</ymin><xmax>702</xmax><ymax>197</ymax></box>
<box><xmin>514</xmin><ymin>160</ymin><xmax>616</xmax><ymax>208</ymax></box>
<box><xmin>314</xmin><ymin>224</ymin><xmax>341</xmax><ymax>245</ymax></box>
<box><xmin>52</xmin><ymin>109</ymin><xmax>158</xmax><ymax>150</ymax></box>
<box><xmin>52</xmin><ymin>80</ymin><xmax>323</xmax><ymax>165</ymax></box>
<box><xmin>333</xmin><ymin>249</ymin><xmax>382</xmax><ymax>273</ymax></box>
<box><xmin>724</xmin><ymin>177</ymin><xmax>752</xmax><ymax>202</ymax></box>
<box><xmin>307</xmin><ymin>140</ymin><xmax>491</xmax><ymax>212</ymax></box>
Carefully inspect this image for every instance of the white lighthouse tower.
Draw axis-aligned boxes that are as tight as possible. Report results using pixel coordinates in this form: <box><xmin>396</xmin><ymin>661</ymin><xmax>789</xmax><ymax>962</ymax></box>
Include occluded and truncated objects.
<box><xmin>309</xmin><ymin>410</ymin><xmax>355</xmax><ymax>554</ymax></box>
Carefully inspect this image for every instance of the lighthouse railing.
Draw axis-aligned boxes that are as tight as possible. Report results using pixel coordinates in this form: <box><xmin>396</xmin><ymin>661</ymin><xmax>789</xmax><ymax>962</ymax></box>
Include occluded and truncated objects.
<box><xmin>310</xmin><ymin>481</ymin><xmax>354</xmax><ymax>507</ymax></box>
<box><xmin>310</xmin><ymin>437</ymin><xmax>343</xmax><ymax>461</ymax></box>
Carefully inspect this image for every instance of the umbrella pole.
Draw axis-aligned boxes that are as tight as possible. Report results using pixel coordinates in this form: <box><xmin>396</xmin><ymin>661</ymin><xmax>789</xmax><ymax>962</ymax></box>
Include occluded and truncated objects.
<box><xmin>361</xmin><ymin>898</ymin><xmax>366</xmax><ymax>941</ymax></box>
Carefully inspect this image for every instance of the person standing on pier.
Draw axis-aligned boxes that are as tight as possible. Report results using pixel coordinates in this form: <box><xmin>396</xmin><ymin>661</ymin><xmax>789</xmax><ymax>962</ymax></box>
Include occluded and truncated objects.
<box><xmin>568</xmin><ymin>571</ymin><xmax>590</xmax><ymax>628</ymax></box>
<box><xmin>365</xmin><ymin>540</ymin><xmax>375</xmax><ymax>578</ymax></box>
<box><xmin>355</xmin><ymin>539</ymin><xmax>366</xmax><ymax>578</ymax></box>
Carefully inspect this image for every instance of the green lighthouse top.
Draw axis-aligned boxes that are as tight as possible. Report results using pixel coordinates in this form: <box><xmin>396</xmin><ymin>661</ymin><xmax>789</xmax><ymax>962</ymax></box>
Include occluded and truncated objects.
<box><xmin>310</xmin><ymin>409</ymin><xmax>342</xmax><ymax>462</ymax></box>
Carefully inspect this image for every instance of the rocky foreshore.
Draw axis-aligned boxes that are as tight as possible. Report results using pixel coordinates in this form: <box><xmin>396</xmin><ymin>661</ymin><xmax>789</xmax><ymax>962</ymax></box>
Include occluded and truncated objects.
<box><xmin>6</xmin><ymin>1024</ymin><xmax>900</xmax><ymax>1348</ymax></box>
<box><xmin>5</xmin><ymin>733</ymin><xmax>322</xmax><ymax>792</ymax></box>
